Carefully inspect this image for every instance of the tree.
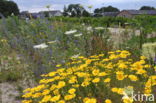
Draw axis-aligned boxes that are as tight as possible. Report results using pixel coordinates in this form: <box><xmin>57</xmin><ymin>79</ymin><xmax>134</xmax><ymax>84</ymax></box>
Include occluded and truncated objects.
<box><xmin>0</xmin><ymin>0</ymin><xmax>19</xmax><ymax>17</ymax></box>
<box><xmin>140</xmin><ymin>6</ymin><xmax>155</xmax><ymax>10</ymax></box>
<box><xmin>63</xmin><ymin>6</ymin><xmax>69</xmax><ymax>16</ymax></box>
<box><xmin>63</xmin><ymin>4</ymin><xmax>90</xmax><ymax>17</ymax></box>
<box><xmin>94</xmin><ymin>6</ymin><xmax>119</xmax><ymax>13</ymax></box>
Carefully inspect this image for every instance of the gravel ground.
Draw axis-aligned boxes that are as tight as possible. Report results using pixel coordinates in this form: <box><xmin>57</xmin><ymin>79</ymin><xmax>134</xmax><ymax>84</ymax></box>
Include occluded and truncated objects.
<box><xmin>0</xmin><ymin>82</ymin><xmax>21</xmax><ymax>103</ymax></box>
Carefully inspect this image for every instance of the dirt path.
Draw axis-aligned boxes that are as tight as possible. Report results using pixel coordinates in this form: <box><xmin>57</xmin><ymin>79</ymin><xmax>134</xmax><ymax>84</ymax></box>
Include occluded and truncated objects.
<box><xmin>0</xmin><ymin>82</ymin><xmax>21</xmax><ymax>103</ymax></box>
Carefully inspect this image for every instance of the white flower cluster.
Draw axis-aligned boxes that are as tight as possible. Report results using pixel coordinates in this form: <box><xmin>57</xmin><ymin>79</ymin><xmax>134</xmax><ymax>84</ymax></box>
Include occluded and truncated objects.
<box><xmin>142</xmin><ymin>42</ymin><xmax>156</xmax><ymax>59</ymax></box>
<box><xmin>33</xmin><ymin>43</ymin><xmax>48</xmax><ymax>49</ymax></box>
<box><xmin>65</xmin><ymin>30</ymin><xmax>77</xmax><ymax>35</ymax></box>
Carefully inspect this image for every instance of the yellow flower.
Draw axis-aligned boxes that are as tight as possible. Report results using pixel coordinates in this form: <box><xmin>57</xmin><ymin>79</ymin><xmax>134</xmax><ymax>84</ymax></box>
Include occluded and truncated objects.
<box><xmin>117</xmin><ymin>88</ymin><xmax>124</xmax><ymax>95</ymax></box>
<box><xmin>92</xmin><ymin>78</ymin><xmax>100</xmax><ymax>83</ymax></box>
<box><xmin>92</xmin><ymin>69</ymin><xmax>100</xmax><ymax>76</ymax></box>
<box><xmin>140</xmin><ymin>56</ymin><xmax>146</xmax><ymax>60</ymax></box>
<box><xmin>32</xmin><ymin>93</ymin><xmax>42</xmax><ymax>98</ymax></box>
<box><xmin>122</xmin><ymin>98</ymin><xmax>133</xmax><ymax>103</ymax></box>
<box><xmin>56</xmin><ymin>64</ymin><xmax>61</xmax><ymax>67</ymax></box>
<box><xmin>22</xmin><ymin>100</ymin><xmax>32</xmax><ymax>103</ymax></box>
<box><xmin>42</xmin><ymin>89</ymin><xmax>50</xmax><ymax>95</ymax></box>
<box><xmin>111</xmin><ymin>88</ymin><xmax>118</xmax><ymax>92</ymax></box>
<box><xmin>109</xmin><ymin>54</ymin><xmax>118</xmax><ymax>60</ymax></box>
<box><xmin>68</xmin><ymin>88</ymin><xmax>76</xmax><ymax>94</ymax></box>
<box><xmin>48</xmin><ymin>72</ymin><xmax>57</xmax><ymax>77</ymax></box>
<box><xmin>148</xmin><ymin>76</ymin><xmax>156</xmax><ymax>86</ymax></box>
<box><xmin>50</xmin><ymin>84</ymin><xmax>57</xmax><ymax>90</ymax></box>
<box><xmin>57</xmin><ymin>81</ymin><xmax>66</xmax><ymax>89</ymax></box>
<box><xmin>83</xmin><ymin>97</ymin><xmax>90</xmax><ymax>103</ymax></box>
<box><xmin>144</xmin><ymin>87</ymin><xmax>152</xmax><ymax>94</ymax></box>
<box><xmin>23</xmin><ymin>88</ymin><xmax>31</xmax><ymax>93</ymax></box>
<box><xmin>144</xmin><ymin>64</ymin><xmax>151</xmax><ymax>68</ymax></box>
<box><xmin>136</xmin><ymin>69</ymin><xmax>146</xmax><ymax>74</ymax></box>
<box><xmin>0</xmin><ymin>39</ymin><xmax>7</xmax><ymax>43</ymax></box>
<box><xmin>132</xmin><ymin>62</ymin><xmax>143</xmax><ymax>70</ymax></box>
<box><xmin>22</xmin><ymin>92</ymin><xmax>33</xmax><ymax>98</ymax></box>
<box><xmin>140</xmin><ymin>60</ymin><xmax>145</xmax><ymax>64</ymax></box>
<box><xmin>33</xmin><ymin>84</ymin><xmax>46</xmax><ymax>92</ymax></box>
<box><xmin>98</xmin><ymin>72</ymin><xmax>107</xmax><ymax>77</ymax></box>
<box><xmin>76</xmin><ymin>72</ymin><xmax>87</xmax><ymax>77</ymax></box>
<box><xmin>119</xmin><ymin>53</ymin><xmax>129</xmax><ymax>58</ymax></box>
<box><xmin>118</xmin><ymin>63</ymin><xmax>127</xmax><ymax>69</ymax></box>
<box><xmin>68</xmin><ymin>76</ymin><xmax>77</xmax><ymax>84</ymax></box>
<box><xmin>108</xmin><ymin>51</ymin><xmax>115</xmax><ymax>54</ymax></box>
<box><xmin>58</xmin><ymin>100</ymin><xmax>65</xmax><ymax>103</ymax></box>
<box><xmin>154</xmin><ymin>66</ymin><xmax>156</xmax><ymax>71</ymax></box>
<box><xmin>104</xmin><ymin>78</ymin><xmax>111</xmax><ymax>83</ymax></box>
<box><xmin>112</xmin><ymin>87</ymin><xmax>124</xmax><ymax>95</ymax></box>
<box><xmin>53</xmin><ymin>89</ymin><xmax>60</xmax><ymax>95</ymax></box>
<box><xmin>64</xmin><ymin>94</ymin><xmax>76</xmax><ymax>100</ymax></box>
<box><xmin>41</xmin><ymin>95</ymin><xmax>51</xmax><ymax>102</ymax></box>
<box><xmin>86</xmin><ymin>59</ymin><xmax>92</xmax><ymax>64</ymax></box>
<box><xmin>81</xmin><ymin>81</ymin><xmax>90</xmax><ymax>87</ymax></box>
<box><xmin>72</xmin><ymin>84</ymin><xmax>80</xmax><ymax>88</ymax></box>
<box><xmin>116</xmin><ymin>50</ymin><xmax>121</xmax><ymax>52</ymax></box>
<box><xmin>116</xmin><ymin>71</ymin><xmax>125</xmax><ymax>80</ymax></box>
<box><xmin>84</xmin><ymin>98</ymin><xmax>97</xmax><ymax>103</ymax></box>
<box><xmin>105</xmin><ymin>99</ymin><xmax>112</xmax><ymax>103</ymax></box>
<box><xmin>128</xmin><ymin>75</ymin><xmax>138</xmax><ymax>81</ymax></box>
<box><xmin>50</xmin><ymin>95</ymin><xmax>60</xmax><ymax>102</ymax></box>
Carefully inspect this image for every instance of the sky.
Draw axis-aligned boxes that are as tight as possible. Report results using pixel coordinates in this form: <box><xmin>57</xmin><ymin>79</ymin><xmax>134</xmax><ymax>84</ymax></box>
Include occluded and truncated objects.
<box><xmin>12</xmin><ymin>0</ymin><xmax>156</xmax><ymax>13</ymax></box>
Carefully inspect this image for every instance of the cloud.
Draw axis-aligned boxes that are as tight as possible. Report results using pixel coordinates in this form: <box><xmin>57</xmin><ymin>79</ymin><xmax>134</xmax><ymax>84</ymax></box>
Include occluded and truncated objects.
<box><xmin>88</xmin><ymin>0</ymin><xmax>149</xmax><ymax>4</ymax></box>
<box><xmin>13</xmin><ymin>0</ymin><xmax>156</xmax><ymax>12</ymax></box>
<box><xmin>13</xmin><ymin>0</ymin><xmax>65</xmax><ymax>12</ymax></box>
<box><xmin>23</xmin><ymin>4</ymin><xmax>64</xmax><ymax>12</ymax></box>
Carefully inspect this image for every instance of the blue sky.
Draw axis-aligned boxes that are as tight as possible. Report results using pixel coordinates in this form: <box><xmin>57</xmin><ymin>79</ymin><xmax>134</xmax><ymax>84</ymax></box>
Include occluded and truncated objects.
<box><xmin>13</xmin><ymin>0</ymin><xmax>156</xmax><ymax>13</ymax></box>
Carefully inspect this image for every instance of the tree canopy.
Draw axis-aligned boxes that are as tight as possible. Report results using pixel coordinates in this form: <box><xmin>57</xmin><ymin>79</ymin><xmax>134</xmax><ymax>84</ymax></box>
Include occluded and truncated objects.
<box><xmin>94</xmin><ymin>6</ymin><xmax>120</xmax><ymax>13</ymax></box>
<box><xmin>0</xmin><ymin>0</ymin><xmax>19</xmax><ymax>17</ymax></box>
<box><xmin>63</xmin><ymin>4</ymin><xmax>90</xmax><ymax>17</ymax></box>
<box><xmin>140</xmin><ymin>6</ymin><xmax>155</xmax><ymax>10</ymax></box>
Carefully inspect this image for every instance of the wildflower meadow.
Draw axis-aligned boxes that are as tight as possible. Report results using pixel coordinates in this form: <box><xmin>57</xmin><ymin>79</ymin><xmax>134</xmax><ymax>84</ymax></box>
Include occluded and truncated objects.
<box><xmin>0</xmin><ymin>15</ymin><xmax>156</xmax><ymax>103</ymax></box>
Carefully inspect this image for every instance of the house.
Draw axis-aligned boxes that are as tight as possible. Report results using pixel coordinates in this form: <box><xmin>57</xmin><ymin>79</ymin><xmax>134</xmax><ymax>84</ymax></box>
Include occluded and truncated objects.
<box><xmin>20</xmin><ymin>10</ymin><xmax>62</xmax><ymax>19</ymax></box>
<box><xmin>93</xmin><ymin>12</ymin><xmax>119</xmax><ymax>17</ymax></box>
<box><xmin>20</xmin><ymin>11</ymin><xmax>30</xmax><ymax>19</ymax></box>
<box><xmin>39</xmin><ymin>10</ymin><xmax>62</xmax><ymax>18</ymax></box>
<box><xmin>31</xmin><ymin>13</ymin><xmax>42</xmax><ymax>19</ymax></box>
<box><xmin>102</xmin><ymin>12</ymin><xmax>119</xmax><ymax>17</ymax></box>
<box><xmin>117</xmin><ymin>10</ymin><xmax>156</xmax><ymax>18</ymax></box>
<box><xmin>49</xmin><ymin>10</ymin><xmax>62</xmax><ymax>17</ymax></box>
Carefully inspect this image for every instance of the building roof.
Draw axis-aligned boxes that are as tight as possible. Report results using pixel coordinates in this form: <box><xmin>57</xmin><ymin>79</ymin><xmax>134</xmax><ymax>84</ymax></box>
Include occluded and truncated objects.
<box><xmin>49</xmin><ymin>10</ymin><xmax>62</xmax><ymax>14</ymax></box>
<box><xmin>93</xmin><ymin>12</ymin><xmax>119</xmax><ymax>17</ymax></box>
<box><xmin>39</xmin><ymin>10</ymin><xmax>62</xmax><ymax>14</ymax></box>
<box><xmin>123</xmin><ymin>10</ymin><xmax>156</xmax><ymax>15</ymax></box>
<box><xmin>102</xmin><ymin>12</ymin><xmax>119</xmax><ymax>16</ymax></box>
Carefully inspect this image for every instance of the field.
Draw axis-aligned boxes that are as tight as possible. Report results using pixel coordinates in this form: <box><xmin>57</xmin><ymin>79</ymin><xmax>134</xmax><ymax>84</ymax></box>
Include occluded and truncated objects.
<box><xmin>0</xmin><ymin>16</ymin><xmax>156</xmax><ymax>103</ymax></box>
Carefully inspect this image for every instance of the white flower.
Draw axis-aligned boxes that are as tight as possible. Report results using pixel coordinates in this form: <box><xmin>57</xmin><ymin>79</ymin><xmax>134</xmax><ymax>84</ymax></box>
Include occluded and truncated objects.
<box><xmin>87</xmin><ymin>26</ymin><xmax>92</xmax><ymax>31</ymax></box>
<box><xmin>142</xmin><ymin>42</ymin><xmax>156</xmax><ymax>59</ymax></box>
<box><xmin>33</xmin><ymin>43</ymin><xmax>48</xmax><ymax>49</ymax></box>
<box><xmin>65</xmin><ymin>30</ymin><xmax>77</xmax><ymax>35</ymax></box>
<box><xmin>107</xmin><ymin>38</ymin><xmax>111</xmax><ymax>42</ymax></box>
<box><xmin>82</xmin><ymin>23</ymin><xmax>85</xmax><ymax>26</ymax></box>
<box><xmin>71</xmin><ymin>54</ymin><xmax>81</xmax><ymax>58</ymax></box>
<box><xmin>74</xmin><ymin>33</ymin><xmax>83</xmax><ymax>37</ymax></box>
<box><xmin>95</xmin><ymin>27</ymin><xmax>105</xmax><ymax>30</ymax></box>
